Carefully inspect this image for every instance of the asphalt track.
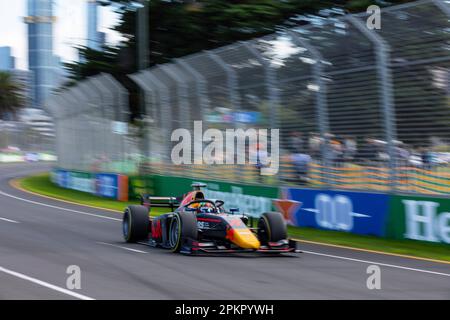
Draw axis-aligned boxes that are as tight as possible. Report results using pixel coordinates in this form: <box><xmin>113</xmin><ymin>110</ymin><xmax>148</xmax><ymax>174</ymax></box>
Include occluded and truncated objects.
<box><xmin>0</xmin><ymin>163</ymin><xmax>449</xmax><ymax>300</ymax></box>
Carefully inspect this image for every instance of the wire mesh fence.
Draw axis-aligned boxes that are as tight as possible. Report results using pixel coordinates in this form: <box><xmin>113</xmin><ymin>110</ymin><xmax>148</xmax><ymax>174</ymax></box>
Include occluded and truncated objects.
<box><xmin>46</xmin><ymin>0</ymin><xmax>450</xmax><ymax>195</ymax></box>
<box><xmin>45</xmin><ymin>73</ymin><xmax>139</xmax><ymax>174</ymax></box>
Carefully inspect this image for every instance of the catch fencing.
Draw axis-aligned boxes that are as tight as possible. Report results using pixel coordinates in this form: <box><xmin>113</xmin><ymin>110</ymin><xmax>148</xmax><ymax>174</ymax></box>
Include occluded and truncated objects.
<box><xmin>44</xmin><ymin>73</ymin><xmax>139</xmax><ymax>174</ymax></box>
<box><xmin>46</xmin><ymin>0</ymin><xmax>450</xmax><ymax>195</ymax></box>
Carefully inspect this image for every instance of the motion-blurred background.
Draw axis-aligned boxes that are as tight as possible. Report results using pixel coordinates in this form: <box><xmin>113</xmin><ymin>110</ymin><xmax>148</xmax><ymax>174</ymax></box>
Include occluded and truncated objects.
<box><xmin>1</xmin><ymin>0</ymin><xmax>449</xmax><ymax>196</ymax></box>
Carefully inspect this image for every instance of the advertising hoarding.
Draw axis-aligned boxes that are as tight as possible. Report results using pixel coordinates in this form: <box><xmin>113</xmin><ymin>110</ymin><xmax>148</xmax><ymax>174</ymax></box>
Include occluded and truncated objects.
<box><xmin>281</xmin><ymin>188</ymin><xmax>389</xmax><ymax>237</ymax></box>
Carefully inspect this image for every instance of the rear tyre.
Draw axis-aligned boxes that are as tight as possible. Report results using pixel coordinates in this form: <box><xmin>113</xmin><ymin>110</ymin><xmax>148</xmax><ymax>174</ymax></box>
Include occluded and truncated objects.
<box><xmin>257</xmin><ymin>212</ymin><xmax>287</xmax><ymax>245</ymax></box>
<box><xmin>169</xmin><ymin>212</ymin><xmax>198</xmax><ymax>253</ymax></box>
<box><xmin>123</xmin><ymin>205</ymin><xmax>150</xmax><ymax>243</ymax></box>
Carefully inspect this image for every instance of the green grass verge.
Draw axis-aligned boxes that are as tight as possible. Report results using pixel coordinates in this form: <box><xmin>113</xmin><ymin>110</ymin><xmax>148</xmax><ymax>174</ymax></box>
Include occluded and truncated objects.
<box><xmin>17</xmin><ymin>173</ymin><xmax>450</xmax><ymax>262</ymax></box>
<box><xmin>288</xmin><ymin>227</ymin><xmax>450</xmax><ymax>262</ymax></box>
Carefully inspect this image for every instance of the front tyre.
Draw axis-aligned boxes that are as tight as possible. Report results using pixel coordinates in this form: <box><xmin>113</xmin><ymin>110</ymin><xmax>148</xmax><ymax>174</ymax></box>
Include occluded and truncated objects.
<box><xmin>257</xmin><ymin>212</ymin><xmax>287</xmax><ymax>245</ymax></box>
<box><xmin>123</xmin><ymin>205</ymin><xmax>150</xmax><ymax>243</ymax></box>
<box><xmin>169</xmin><ymin>212</ymin><xmax>198</xmax><ymax>253</ymax></box>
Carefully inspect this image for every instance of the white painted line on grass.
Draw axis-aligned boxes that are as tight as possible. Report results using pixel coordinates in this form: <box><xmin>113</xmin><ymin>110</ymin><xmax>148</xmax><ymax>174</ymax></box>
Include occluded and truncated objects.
<box><xmin>97</xmin><ymin>242</ymin><xmax>148</xmax><ymax>254</ymax></box>
<box><xmin>0</xmin><ymin>217</ymin><xmax>20</xmax><ymax>224</ymax></box>
<box><xmin>0</xmin><ymin>266</ymin><xmax>95</xmax><ymax>300</ymax></box>
<box><xmin>0</xmin><ymin>190</ymin><xmax>121</xmax><ymax>222</ymax></box>
<box><xmin>303</xmin><ymin>250</ymin><xmax>450</xmax><ymax>277</ymax></box>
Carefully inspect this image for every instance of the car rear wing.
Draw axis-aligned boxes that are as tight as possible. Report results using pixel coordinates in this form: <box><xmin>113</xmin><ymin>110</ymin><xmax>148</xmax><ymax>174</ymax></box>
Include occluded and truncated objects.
<box><xmin>140</xmin><ymin>194</ymin><xmax>179</xmax><ymax>211</ymax></box>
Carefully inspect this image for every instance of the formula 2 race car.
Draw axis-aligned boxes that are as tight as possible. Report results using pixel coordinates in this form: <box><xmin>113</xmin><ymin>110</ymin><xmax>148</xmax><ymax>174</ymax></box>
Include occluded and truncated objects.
<box><xmin>122</xmin><ymin>184</ymin><xmax>300</xmax><ymax>255</ymax></box>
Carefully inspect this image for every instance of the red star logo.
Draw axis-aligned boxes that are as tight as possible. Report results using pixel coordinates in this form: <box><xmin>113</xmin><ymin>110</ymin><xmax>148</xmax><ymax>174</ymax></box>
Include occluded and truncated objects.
<box><xmin>273</xmin><ymin>188</ymin><xmax>301</xmax><ymax>225</ymax></box>
<box><xmin>225</xmin><ymin>226</ymin><xmax>235</xmax><ymax>241</ymax></box>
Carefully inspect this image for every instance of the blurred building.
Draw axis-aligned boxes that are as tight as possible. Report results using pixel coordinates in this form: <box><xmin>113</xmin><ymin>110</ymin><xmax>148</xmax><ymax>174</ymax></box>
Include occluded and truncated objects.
<box><xmin>25</xmin><ymin>0</ymin><xmax>61</xmax><ymax>108</ymax></box>
<box><xmin>10</xmin><ymin>70</ymin><xmax>34</xmax><ymax>109</ymax></box>
<box><xmin>87</xmin><ymin>0</ymin><xmax>104</xmax><ymax>51</ymax></box>
<box><xmin>51</xmin><ymin>55</ymin><xmax>68</xmax><ymax>88</ymax></box>
<box><xmin>18</xmin><ymin>108</ymin><xmax>54</xmax><ymax>137</ymax></box>
<box><xmin>2</xmin><ymin>108</ymin><xmax>56</xmax><ymax>152</ymax></box>
<box><xmin>0</xmin><ymin>46</ymin><xmax>15</xmax><ymax>71</ymax></box>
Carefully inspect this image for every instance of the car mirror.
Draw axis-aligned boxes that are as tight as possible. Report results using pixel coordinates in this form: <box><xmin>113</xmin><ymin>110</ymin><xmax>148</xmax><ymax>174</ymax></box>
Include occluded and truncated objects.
<box><xmin>215</xmin><ymin>200</ymin><xmax>225</xmax><ymax>208</ymax></box>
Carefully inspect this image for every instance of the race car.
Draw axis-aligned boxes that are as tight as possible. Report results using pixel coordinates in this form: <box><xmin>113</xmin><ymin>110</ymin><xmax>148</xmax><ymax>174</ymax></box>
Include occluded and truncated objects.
<box><xmin>122</xmin><ymin>183</ymin><xmax>300</xmax><ymax>255</ymax></box>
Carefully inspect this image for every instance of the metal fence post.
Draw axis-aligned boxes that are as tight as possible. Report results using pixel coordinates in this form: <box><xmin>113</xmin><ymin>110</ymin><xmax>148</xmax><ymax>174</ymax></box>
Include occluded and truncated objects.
<box><xmin>242</xmin><ymin>41</ymin><xmax>281</xmax><ymax>183</ymax></box>
<box><xmin>175</xmin><ymin>58</ymin><xmax>210</xmax><ymax>121</ymax></box>
<box><xmin>206</xmin><ymin>51</ymin><xmax>241</xmax><ymax>113</ymax></box>
<box><xmin>80</xmin><ymin>79</ymin><xmax>107</xmax><ymax>172</ymax></box>
<box><xmin>129</xmin><ymin>72</ymin><xmax>156</xmax><ymax>121</ymax></box>
<box><xmin>129</xmin><ymin>71</ymin><xmax>157</xmax><ymax>165</ymax></box>
<box><xmin>101</xmin><ymin>73</ymin><xmax>130</xmax><ymax>123</ymax></box>
<box><xmin>69</xmin><ymin>86</ymin><xmax>95</xmax><ymax>172</ymax></box>
<box><xmin>174</xmin><ymin>58</ymin><xmax>211</xmax><ymax>179</ymax></box>
<box><xmin>160</xmin><ymin>64</ymin><xmax>191</xmax><ymax>130</ymax></box>
<box><xmin>207</xmin><ymin>50</ymin><xmax>242</xmax><ymax>180</ymax></box>
<box><xmin>95</xmin><ymin>74</ymin><xmax>126</xmax><ymax>173</ymax></box>
<box><xmin>102</xmin><ymin>74</ymin><xmax>129</xmax><ymax>173</ymax></box>
<box><xmin>288</xmin><ymin>30</ymin><xmax>331</xmax><ymax>187</ymax></box>
<box><xmin>45</xmin><ymin>96</ymin><xmax>63</xmax><ymax>168</ymax></box>
<box><xmin>145</xmin><ymin>70</ymin><xmax>172</xmax><ymax>170</ymax></box>
<box><xmin>347</xmin><ymin>16</ymin><xmax>398</xmax><ymax>192</ymax></box>
<box><xmin>59</xmin><ymin>93</ymin><xmax>76</xmax><ymax>170</ymax></box>
<box><xmin>145</xmin><ymin>70</ymin><xmax>171</xmax><ymax>134</ymax></box>
<box><xmin>433</xmin><ymin>0</ymin><xmax>450</xmax><ymax>16</ymax></box>
<box><xmin>90</xmin><ymin>76</ymin><xmax>115</xmax><ymax>173</ymax></box>
<box><xmin>87</xmin><ymin>78</ymin><xmax>107</xmax><ymax>167</ymax></box>
<box><xmin>242</xmin><ymin>41</ymin><xmax>280</xmax><ymax>130</ymax></box>
<box><xmin>63</xmin><ymin>90</ymin><xmax>85</xmax><ymax>170</ymax></box>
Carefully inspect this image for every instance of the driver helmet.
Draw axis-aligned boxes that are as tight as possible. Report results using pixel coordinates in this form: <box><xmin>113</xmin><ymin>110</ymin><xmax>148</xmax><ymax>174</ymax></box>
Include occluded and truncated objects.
<box><xmin>198</xmin><ymin>203</ymin><xmax>214</xmax><ymax>213</ymax></box>
<box><xmin>189</xmin><ymin>201</ymin><xmax>214</xmax><ymax>213</ymax></box>
<box><xmin>189</xmin><ymin>191</ymin><xmax>206</xmax><ymax>209</ymax></box>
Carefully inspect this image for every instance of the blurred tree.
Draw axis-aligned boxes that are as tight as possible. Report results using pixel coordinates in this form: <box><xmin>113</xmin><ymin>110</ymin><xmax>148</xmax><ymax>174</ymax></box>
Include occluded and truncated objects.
<box><xmin>67</xmin><ymin>0</ymin><xmax>413</xmax><ymax>81</ymax></box>
<box><xmin>0</xmin><ymin>72</ymin><xmax>24</xmax><ymax>120</ymax></box>
<box><xmin>64</xmin><ymin>0</ymin><xmax>414</xmax><ymax>120</ymax></box>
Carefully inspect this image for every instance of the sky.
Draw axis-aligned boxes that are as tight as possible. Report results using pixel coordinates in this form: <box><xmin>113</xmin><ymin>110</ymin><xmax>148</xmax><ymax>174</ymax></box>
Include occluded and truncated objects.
<box><xmin>0</xmin><ymin>0</ymin><xmax>124</xmax><ymax>70</ymax></box>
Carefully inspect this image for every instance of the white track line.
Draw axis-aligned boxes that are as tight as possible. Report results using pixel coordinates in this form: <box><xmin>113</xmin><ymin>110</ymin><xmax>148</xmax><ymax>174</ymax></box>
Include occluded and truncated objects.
<box><xmin>97</xmin><ymin>242</ymin><xmax>148</xmax><ymax>254</ymax></box>
<box><xmin>303</xmin><ymin>250</ymin><xmax>450</xmax><ymax>277</ymax></box>
<box><xmin>0</xmin><ymin>217</ymin><xmax>19</xmax><ymax>224</ymax></box>
<box><xmin>0</xmin><ymin>266</ymin><xmax>95</xmax><ymax>300</ymax></box>
<box><xmin>0</xmin><ymin>190</ymin><xmax>121</xmax><ymax>222</ymax></box>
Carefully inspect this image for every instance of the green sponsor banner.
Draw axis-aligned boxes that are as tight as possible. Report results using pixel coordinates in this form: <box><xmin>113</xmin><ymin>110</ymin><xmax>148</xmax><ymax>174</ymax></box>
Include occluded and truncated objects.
<box><xmin>152</xmin><ymin>175</ymin><xmax>278</xmax><ymax>217</ymax></box>
<box><xmin>388</xmin><ymin>195</ymin><xmax>450</xmax><ymax>244</ymax></box>
<box><xmin>152</xmin><ymin>175</ymin><xmax>195</xmax><ymax>196</ymax></box>
<box><xmin>129</xmin><ymin>176</ymin><xmax>154</xmax><ymax>200</ymax></box>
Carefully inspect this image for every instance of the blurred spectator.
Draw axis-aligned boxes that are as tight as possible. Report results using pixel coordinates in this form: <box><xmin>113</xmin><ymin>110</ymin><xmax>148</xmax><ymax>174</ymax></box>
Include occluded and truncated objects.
<box><xmin>291</xmin><ymin>153</ymin><xmax>312</xmax><ymax>185</ymax></box>
<box><xmin>288</xmin><ymin>131</ymin><xmax>305</xmax><ymax>154</ymax></box>
<box><xmin>331</xmin><ymin>137</ymin><xmax>344</xmax><ymax>167</ymax></box>
<box><xmin>421</xmin><ymin>147</ymin><xmax>433</xmax><ymax>170</ymax></box>
<box><xmin>408</xmin><ymin>148</ymin><xmax>423</xmax><ymax>168</ymax></box>
<box><xmin>309</xmin><ymin>132</ymin><xmax>322</xmax><ymax>159</ymax></box>
<box><xmin>324</xmin><ymin>133</ymin><xmax>343</xmax><ymax>167</ymax></box>
<box><xmin>394</xmin><ymin>140</ymin><xmax>410</xmax><ymax>168</ymax></box>
<box><xmin>343</xmin><ymin>135</ymin><xmax>357</xmax><ymax>163</ymax></box>
<box><xmin>360</xmin><ymin>138</ymin><xmax>379</xmax><ymax>165</ymax></box>
<box><xmin>372</xmin><ymin>139</ymin><xmax>389</xmax><ymax>164</ymax></box>
<box><xmin>255</xmin><ymin>143</ymin><xmax>268</xmax><ymax>182</ymax></box>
